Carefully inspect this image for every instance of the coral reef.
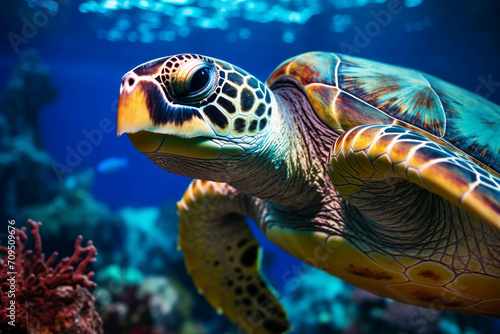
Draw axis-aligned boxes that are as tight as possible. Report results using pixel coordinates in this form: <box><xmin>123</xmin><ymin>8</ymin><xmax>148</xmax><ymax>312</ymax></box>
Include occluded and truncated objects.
<box><xmin>20</xmin><ymin>175</ymin><xmax>179</xmax><ymax>275</ymax></box>
<box><xmin>98</xmin><ymin>274</ymin><xmax>207</xmax><ymax>334</ymax></box>
<box><xmin>281</xmin><ymin>268</ymin><xmax>356</xmax><ymax>333</ymax></box>
<box><xmin>0</xmin><ymin>50</ymin><xmax>57</xmax><ymax>223</ymax></box>
<box><xmin>19</xmin><ymin>167</ymin><xmax>130</xmax><ymax>276</ymax></box>
<box><xmin>280</xmin><ymin>268</ymin><xmax>498</xmax><ymax>334</ymax></box>
<box><xmin>0</xmin><ymin>220</ymin><xmax>102</xmax><ymax>334</ymax></box>
<box><xmin>115</xmin><ymin>204</ymin><xmax>181</xmax><ymax>273</ymax></box>
<box><xmin>0</xmin><ymin>51</ymin><xmax>122</xmax><ymax>252</ymax></box>
<box><xmin>20</xmin><ymin>169</ymin><xmax>118</xmax><ymax>238</ymax></box>
<box><xmin>81</xmin><ymin>201</ymin><xmax>237</xmax><ymax>333</ymax></box>
<box><xmin>0</xmin><ymin>51</ymin><xmax>57</xmax><ymax>139</ymax></box>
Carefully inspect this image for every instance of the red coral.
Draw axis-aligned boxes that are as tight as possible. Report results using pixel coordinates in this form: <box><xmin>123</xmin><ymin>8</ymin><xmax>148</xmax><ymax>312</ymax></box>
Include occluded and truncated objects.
<box><xmin>0</xmin><ymin>220</ymin><xmax>103</xmax><ymax>333</ymax></box>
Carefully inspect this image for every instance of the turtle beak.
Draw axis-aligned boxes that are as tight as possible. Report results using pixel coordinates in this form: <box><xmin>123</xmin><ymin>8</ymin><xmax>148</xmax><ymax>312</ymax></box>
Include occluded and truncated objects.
<box><xmin>117</xmin><ymin>56</ymin><xmax>170</xmax><ymax>137</ymax></box>
<box><xmin>117</xmin><ymin>70</ymin><xmax>220</xmax><ymax>158</ymax></box>
<box><xmin>117</xmin><ymin>71</ymin><xmax>215</xmax><ymax>138</ymax></box>
<box><xmin>117</xmin><ymin>71</ymin><xmax>153</xmax><ymax>137</ymax></box>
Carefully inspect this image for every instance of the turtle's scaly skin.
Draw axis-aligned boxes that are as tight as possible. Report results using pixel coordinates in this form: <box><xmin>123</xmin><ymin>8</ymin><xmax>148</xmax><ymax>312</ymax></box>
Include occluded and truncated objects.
<box><xmin>265</xmin><ymin>52</ymin><xmax>500</xmax><ymax>317</ymax></box>
<box><xmin>118</xmin><ymin>54</ymin><xmax>274</xmax><ymax>143</ymax></box>
<box><xmin>330</xmin><ymin>125</ymin><xmax>500</xmax><ymax>228</ymax></box>
<box><xmin>268</xmin><ymin>52</ymin><xmax>500</xmax><ymax>176</ymax></box>
<box><xmin>117</xmin><ymin>52</ymin><xmax>500</xmax><ymax>333</ymax></box>
<box><xmin>178</xmin><ymin>180</ymin><xmax>290</xmax><ymax>333</ymax></box>
<box><xmin>268</xmin><ymin>52</ymin><xmax>500</xmax><ymax>228</ymax></box>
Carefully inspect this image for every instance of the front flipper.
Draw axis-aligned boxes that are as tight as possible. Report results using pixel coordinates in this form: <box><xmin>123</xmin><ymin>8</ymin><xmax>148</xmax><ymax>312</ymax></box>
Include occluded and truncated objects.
<box><xmin>328</xmin><ymin>124</ymin><xmax>500</xmax><ymax>229</ymax></box>
<box><xmin>177</xmin><ymin>180</ymin><xmax>290</xmax><ymax>334</ymax></box>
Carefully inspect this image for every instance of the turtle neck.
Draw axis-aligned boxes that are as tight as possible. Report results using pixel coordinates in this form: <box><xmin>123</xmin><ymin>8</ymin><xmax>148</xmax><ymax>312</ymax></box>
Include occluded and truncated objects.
<box><xmin>227</xmin><ymin>80</ymin><xmax>343</xmax><ymax>219</ymax></box>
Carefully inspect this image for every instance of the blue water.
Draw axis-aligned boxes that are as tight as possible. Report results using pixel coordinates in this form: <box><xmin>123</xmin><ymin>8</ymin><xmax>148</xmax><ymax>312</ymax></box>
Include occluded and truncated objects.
<box><xmin>1</xmin><ymin>0</ymin><xmax>500</xmax><ymax>333</ymax></box>
<box><xmin>2</xmin><ymin>0</ymin><xmax>498</xmax><ymax>209</ymax></box>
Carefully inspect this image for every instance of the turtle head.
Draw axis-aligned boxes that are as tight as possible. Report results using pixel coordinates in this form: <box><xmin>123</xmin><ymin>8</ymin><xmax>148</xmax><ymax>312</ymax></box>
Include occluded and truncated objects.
<box><xmin>118</xmin><ymin>53</ymin><xmax>278</xmax><ymax>180</ymax></box>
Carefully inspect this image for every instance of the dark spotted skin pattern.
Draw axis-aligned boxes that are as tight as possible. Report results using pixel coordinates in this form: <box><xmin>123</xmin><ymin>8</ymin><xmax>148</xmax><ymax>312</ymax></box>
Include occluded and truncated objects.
<box><xmin>119</xmin><ymin>52</ymin><xmax>500</xmax><ymax>333</ymax></box>
<box><xmin>133</xmin><ymin>53</ymin><xmax>274</xmax><ymax>138</ymax></box>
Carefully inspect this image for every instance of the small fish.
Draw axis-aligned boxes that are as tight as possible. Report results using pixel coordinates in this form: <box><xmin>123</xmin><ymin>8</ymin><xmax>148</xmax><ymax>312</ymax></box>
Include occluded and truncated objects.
<box><xmin>96</xmin><ymin>157</ymin><xmax>129</xmax><ymax>174</ymax></box>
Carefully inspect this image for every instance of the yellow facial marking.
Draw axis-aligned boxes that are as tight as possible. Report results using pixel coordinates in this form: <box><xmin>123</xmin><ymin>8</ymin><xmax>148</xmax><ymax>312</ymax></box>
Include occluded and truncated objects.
<box><xmin>117</xmin><ymin>83</ymin><xmax>152</xmax><ymax>136</ymax></box>
<box><xmin>117</xmin><ymin>79</ymin><xmax>215</xmax><ymax>138</ymax></box>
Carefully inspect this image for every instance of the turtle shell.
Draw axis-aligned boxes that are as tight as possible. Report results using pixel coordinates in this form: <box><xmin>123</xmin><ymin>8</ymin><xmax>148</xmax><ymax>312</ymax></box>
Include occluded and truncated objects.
<box><xmin>267</xmin><ymin>52</ymin><xmax>500</xmax><ymax>175</ymax></box>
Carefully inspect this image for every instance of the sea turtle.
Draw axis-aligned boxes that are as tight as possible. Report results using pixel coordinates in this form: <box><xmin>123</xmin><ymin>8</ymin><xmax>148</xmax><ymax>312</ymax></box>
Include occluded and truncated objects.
<box><xmin>117</xmin><ymin>52</ymin><xmax>500</xmax><ymax>333</ymax></box>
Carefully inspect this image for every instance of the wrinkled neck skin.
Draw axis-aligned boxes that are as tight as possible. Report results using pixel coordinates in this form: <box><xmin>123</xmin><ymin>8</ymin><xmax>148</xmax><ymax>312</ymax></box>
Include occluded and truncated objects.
<box><xmin>144</xmin><ymin>80</ymin><xmax>344</xmax><ymax>229</ymax></box>
<box><xmin>228</xmin><ymin>80</ymin><xmax>344</xmax><ymax>230</ymax></box>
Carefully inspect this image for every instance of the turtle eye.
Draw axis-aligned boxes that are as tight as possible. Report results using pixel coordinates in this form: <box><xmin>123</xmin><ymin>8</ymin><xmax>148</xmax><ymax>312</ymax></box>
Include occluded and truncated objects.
<box><xmin>170</xmin><ymin>60</ymin><xmax>216</xmax><ymax>103</ymax></box>
<box><xmin>190</xmin><ymin>68</ymin><xmax>210</xmax><ymax>92</ymax></box>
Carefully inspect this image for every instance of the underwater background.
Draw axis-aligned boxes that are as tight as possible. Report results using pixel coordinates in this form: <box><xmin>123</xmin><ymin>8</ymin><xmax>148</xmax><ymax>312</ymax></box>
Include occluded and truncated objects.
<box><xmin>1</xmin><ymin>0</ymin><xmax>500</xmax><ymax>333</ymax></box>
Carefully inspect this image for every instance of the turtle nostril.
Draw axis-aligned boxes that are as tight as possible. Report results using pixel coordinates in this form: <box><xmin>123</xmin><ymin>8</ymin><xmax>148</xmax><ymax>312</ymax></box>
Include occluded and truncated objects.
<box><xmin>128</xmin><ymin>77</ymin><xmax>135</xmax><ymax>86</ymax></box>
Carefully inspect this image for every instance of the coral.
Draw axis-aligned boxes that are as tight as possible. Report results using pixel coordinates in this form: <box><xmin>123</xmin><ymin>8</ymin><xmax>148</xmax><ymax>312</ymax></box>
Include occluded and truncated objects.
<box><xmin>99</xmin><ymin>282</ymin><xmax>169</xmax><ymax>334</ymax></box>
<box><xmin>98</xmin><ymin>275</ymin><xmax>189</xmax><ymax>333</ymax></box>
<box><xmin>97</xmin><ymin>272</ymin><xmax>235</xmax><ymax>334</ymax></box>
<box><xmin>0</xmin><ymin>220</ymin><xmax>102</xmax><ymax>334</ymax></box>
<box><xmin>22</xmin><ymin>191</ymin><xmax>178</xmax><ymax>274</ymax></box>
<box><xmin>137</xmin><ymin>276</ymin><xmax>194</xmax><ymax>325</ymax></box>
